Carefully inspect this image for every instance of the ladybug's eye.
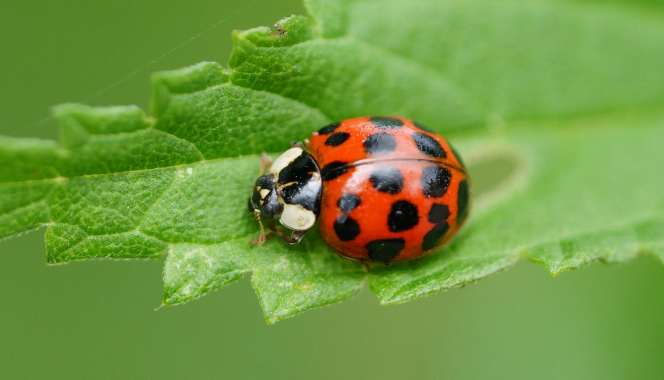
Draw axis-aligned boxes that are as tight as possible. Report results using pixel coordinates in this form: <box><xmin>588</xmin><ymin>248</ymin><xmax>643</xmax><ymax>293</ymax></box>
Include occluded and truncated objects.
<box><xmin>250</xmin><ymin>188</ymin><xmax>261</xmax><ymax>212</ymax></box>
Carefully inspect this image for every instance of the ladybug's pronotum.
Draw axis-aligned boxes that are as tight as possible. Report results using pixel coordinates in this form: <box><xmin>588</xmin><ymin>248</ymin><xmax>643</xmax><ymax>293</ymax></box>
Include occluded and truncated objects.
<box><xmin>248</xmin><ymin>116</ymin><xmax>471</xmax><ymax>265</ymax></box>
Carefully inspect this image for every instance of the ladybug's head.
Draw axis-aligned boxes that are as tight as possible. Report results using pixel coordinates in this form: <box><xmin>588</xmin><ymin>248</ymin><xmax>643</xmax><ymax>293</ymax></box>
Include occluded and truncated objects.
<box><xmin>248</xmin><ymin>173</ymin><xmax>282</xmax><ymax>219</ymax></box>
<box><xmin>248</xmin><ymin>147</ymin><xmax>321</xmax><ymax>246</ymax></box>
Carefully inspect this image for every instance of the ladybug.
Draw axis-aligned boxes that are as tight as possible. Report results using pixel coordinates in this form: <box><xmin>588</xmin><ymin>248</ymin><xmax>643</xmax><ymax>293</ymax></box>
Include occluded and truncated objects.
<box><xmin>248</xmin><ymin>116</ymin><xmax>471</xmax><ymax>265</ymax></box>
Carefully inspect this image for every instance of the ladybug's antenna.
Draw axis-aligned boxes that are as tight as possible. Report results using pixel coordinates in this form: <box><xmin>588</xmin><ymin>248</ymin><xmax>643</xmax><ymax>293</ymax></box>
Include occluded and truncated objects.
<box><xmin>254</xmin><ymin>211</ymin><xmax>266</xmax><ymax>244</ymax></box>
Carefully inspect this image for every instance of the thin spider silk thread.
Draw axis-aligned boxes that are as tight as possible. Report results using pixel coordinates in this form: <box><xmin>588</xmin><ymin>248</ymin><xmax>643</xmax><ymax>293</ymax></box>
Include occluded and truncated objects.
<box><xmin>32</xmin><ymin>0</ymin><xmax>260</xmax><ymax>129</ymax></box>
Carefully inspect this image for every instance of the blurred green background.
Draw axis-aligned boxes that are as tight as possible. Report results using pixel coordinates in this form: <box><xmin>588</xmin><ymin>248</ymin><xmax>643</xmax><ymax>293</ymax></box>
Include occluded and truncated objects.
<box><xmin>1</xmin><ymin>0</ymin><xmax>663</xmax><ymax>379</ymax></box>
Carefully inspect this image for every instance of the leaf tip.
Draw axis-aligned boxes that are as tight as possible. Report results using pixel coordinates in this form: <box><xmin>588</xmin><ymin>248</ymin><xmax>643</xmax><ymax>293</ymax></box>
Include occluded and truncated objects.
<box><xmin>228</xmin><ymin>15</ymin><xmax>315</xmax><ymax>69</ymax></box>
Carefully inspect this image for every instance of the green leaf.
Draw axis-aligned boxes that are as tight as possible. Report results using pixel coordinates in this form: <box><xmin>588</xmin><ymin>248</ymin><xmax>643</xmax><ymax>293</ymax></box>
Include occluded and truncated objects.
<box><xmin>2</xmin><ymin>0</ymin><xmax>664</xmax><ymax>322</ymax></box>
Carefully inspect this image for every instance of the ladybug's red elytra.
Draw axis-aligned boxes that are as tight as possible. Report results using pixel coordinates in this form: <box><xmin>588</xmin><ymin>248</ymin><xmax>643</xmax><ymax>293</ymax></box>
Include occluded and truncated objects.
<box><xmin>248</xmin><ymin>116</ymin><xmax>471</xmax><ymax>265</ymax></box>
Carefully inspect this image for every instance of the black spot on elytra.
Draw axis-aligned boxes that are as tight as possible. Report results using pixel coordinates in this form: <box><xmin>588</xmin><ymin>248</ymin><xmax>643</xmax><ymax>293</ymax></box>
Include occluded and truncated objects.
<box><xmin>413</xmin><ymin>132</ymin><xmax>447</xmax><ymax>158</ymax></box>
<box><xmin>370</xmin><ymin>116</ymin><xmax>403</xmax><ymax>129</ymax></box>
<box><xmin>366</xmin><ymin>238</ymin><xmax>405</xmax><ymax>263</ymax></box>
<box><xmin>388</xmin><ymin>201</ymin><xmax>419</xmax><ymax>232</ymax></box>
<box><xmin>337</xmin><ymin>193</ymin><xmax>361</xmax><ymax>213</ymax></box>
<box><xmin>422</xmin><ymin>222</ymin><xmax>450</xmax><ymax>251</ymax></box>
<box><xmin>414</xmin><ymin>122</ymin><xmax>434</xmax><ymax>133</ymax></box>
<box><xmin>449</xmin><ymin>143</ymin><xmax>466</xmax><ymax>169</ymax></box>
<box><xmin>325</xmin><ymin>132</ymin><xmax>350</xmax><ymax>147</ymax></box>
<box><xmin>457</xmin><ymin>180</ymin><xmax>470</xmax><ymax>224</ymax></box>
<box><xmin>321</xmin><ymin>161</ymin><xmax>349</xmax><ymax>181</ymax></box>
<box><xmin>421</xmin><ymin>202</ymin><xmax>452</xmax><ymax>251</ymax></box>
<box><xmin>317</xmin><ymin>122</ymin><xmax>341</xmax><ymax>135</ymax></box>
<box><xmin>363</xmin><ymin>132</ymin><xmax>396</xmax><ymax>155</ymax></box>
<box><xmin>421</xmin><ymin>165</ymin><xmax>451</xmax><ymax>198</ymax></box>
<box><xmin>334</xmin><ymin>216</ymin><xmax>361</xmax><ymax>241</ymax></box>
<box><xmin>370</xmin><ymin>167</ymin><xmax>403</xmax><ymax>194</ymax></box>
<box><xmin>428</xmin><ymin>203</ymin><xmax>450</xmax><ymax>224</ymax></box>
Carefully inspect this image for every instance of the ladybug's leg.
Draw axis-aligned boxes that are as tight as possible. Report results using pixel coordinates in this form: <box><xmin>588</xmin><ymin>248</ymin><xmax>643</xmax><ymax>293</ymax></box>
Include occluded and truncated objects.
<box><xmin>250</xmin><ymin>232</ymin><xmax>276</xmax><ymax>247</ymax></box>
<box><xmin>290</xmin><ymin>141</ymin><xmax>305</xmax><ymax>149</ymax></box>
<box><xmin>259</xmin><ymin>152</ymin><xmax>273</xmax><ymax>176</ymax></box>
<box><xmin>267</xmin><ymin>219</ymin><xmax>306</xmax><ymax>244</ymax></box>
<box><xmin>286</xmin><ymin>230</ymin><xmax>306</xmax><ymax>244</ymax></box>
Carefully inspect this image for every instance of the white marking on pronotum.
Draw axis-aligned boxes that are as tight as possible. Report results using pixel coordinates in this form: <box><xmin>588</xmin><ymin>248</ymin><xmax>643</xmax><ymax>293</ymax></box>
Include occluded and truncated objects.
<box><xmin>259</xmin><ymin>189</ymin><xmax>270</xmax><ymax>198</ymax></box>
<box><xmin>280</xmin><ymin>204</ymin><xmax>316</xmax><ymax>231</ymax></box>
<box><xmin>269</xmin><ymin>147</ymin><xmax>303</xmax><ymax>175</ymax></box>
